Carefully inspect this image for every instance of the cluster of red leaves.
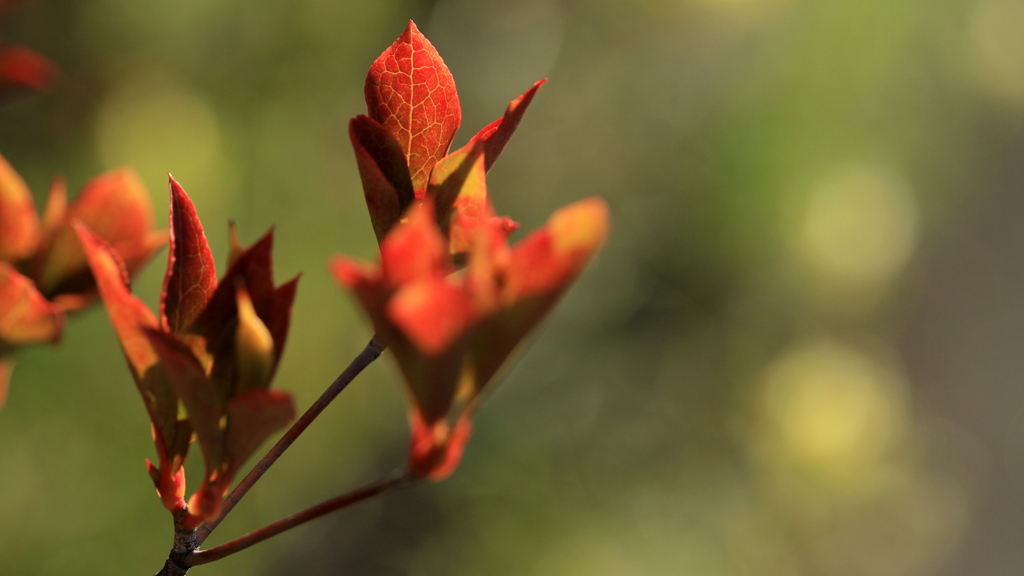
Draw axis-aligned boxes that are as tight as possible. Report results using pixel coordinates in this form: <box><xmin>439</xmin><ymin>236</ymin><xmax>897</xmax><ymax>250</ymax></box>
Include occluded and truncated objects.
<box><xmin>77</xmin><ymin>177</ymin><xmax>297</xmax><ymax>529</ymax></box>
<box><xmin>335</xmin><ymin>22</ymin><xmax>609</xmax><ymax>479</ymax></box>
<box><xmin>0</xmin><ymin>153</ymin><xmax>164</xmax><ymax>406</ymax></box>
<box><xmin>0</xmin><ymin>0</ymin><xmax>56</xmax><ymax>98</ymax></box>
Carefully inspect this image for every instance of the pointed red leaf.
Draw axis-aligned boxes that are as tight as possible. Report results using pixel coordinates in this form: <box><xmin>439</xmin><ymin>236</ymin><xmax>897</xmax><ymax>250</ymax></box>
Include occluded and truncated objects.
<box><xmin>73</xmin><ymin>222</ymin><xmax>184</xmax><ymax>464</ymax></box>
<box><xmin>267</xmin><ymin>277</ymin><xmax>299</xmax><ymax>373</ymax></box>
<box><xmin>0</xmin><ymin>153</ymin><xmax>40</xmax><ymax>263</ymax></box>
<box><xmin>387</xmin><ymin>276</ymin><xmax>474</xmax><ymax>357</ymax></box>
<box><xmin>365</xmin><ymin>20</ymin><xmax>461</xmax><ymax>194</ymax></box>
<box><xmin>161</xmin><ymin>176</ymin><xmax>217</xmax><ymax>334</ymax></box>
<box><xmin>459</xmin><ymin>79</ymin><xmax>546</xmax><ymax>173</ymax></box>
<box><xmin>0</xmin><ymin>262</ymin><xmax>62</xmax><ymax>346</ymax></box>
<box><xmin>350</xmin><ymin>116</ymin><xmax>415</xmax><ymax>243</ymax></box>
<box><xmin>191</xmin><ymin>230</ymin><xmax>276</xmax><ymax>342</ymax></box>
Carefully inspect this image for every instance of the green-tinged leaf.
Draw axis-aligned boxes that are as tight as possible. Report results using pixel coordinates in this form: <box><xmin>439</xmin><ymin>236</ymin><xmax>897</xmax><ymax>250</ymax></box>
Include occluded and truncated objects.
<box><xmin>145</xmin><ymin>329</ymin><xmax>226</xmax><ymax>476</ymax></box>
<box><xmin>234</xmin><ymin>283</ymin><xmax>274</xmax><ymax>394</ymax></box>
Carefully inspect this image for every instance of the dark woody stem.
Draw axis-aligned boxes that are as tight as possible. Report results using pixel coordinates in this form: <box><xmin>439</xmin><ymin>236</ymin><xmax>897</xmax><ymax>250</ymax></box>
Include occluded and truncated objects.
<box><xmin>194</xmin><ymin>336</ymin><xmax>386</xmax><ymax>546</ymax></box>
<box><xmin>154</xmin><ymin>507</ymin><xmax>200</xmax><ymax>576</ymax></box>
<box><xmin>187</xmin><ymin>469</ymin><xmax>416</xmax><ymax>567</ymax></box>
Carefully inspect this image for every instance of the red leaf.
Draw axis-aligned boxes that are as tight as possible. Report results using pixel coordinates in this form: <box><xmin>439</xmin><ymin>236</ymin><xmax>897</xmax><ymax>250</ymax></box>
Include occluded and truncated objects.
<box><xmin>0</xmin><ymin>262</ymin><xmax>63</xmax><ymax>346</ymax></box>
<box><xmin>0</xmin><ymin>45</ymin><xmax>56</xmax><ymax>94</ymax></box>
<box><xmin>74</xmin><ymin>222</ymin><xmax>185</xmax><ymax>470</ymax></box>
<box><xmin>40</xmin><ymin>168</ymin><xmax>166</xmax><ymax>298</ymax></box>
<box><xmin>458</xmin><ymin>79</ymin><xmax>546</xmax><ymax>173</ymax></box>
<box><xmin>0</xmin><ymin>152</ymin><xmax>40</xmax><ymax>263</ymax></box>
<box><xmin>387</xmin><ymin>276</ymin><xmax>475</xmax><ymax>357</ymax></box>
<box><xmin>379</xmin><ymin>201</ymin><xmax>450</xmax><ymax>286</ymax></box>
<box><xmin>365</xmin><ymin>20</ymin><xmax>461</xmax><ymax>194</ymax></box>
<box><xmin>191</xmin><ymin>230</ymin><xmax>276</xmax><ymax>343</ymax></box>
<box><xmin>350</xmin><ymin>116</ymin><xmax>415</xmax><ymax>243</ymax></box>
<box><xmin>161</xmin><ymin>176</ymin><xmax>218</xmax><ymax>334</ymax></box>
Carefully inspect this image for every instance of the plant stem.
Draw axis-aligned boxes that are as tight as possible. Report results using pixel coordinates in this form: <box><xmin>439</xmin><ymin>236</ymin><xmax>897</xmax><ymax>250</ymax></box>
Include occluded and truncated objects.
<box><xmin>187</xmin><ymin>469</ymin><xmax>415</xmax><ymax>567</ymax></box>
<box><xmin>194</xmin><ymin>336</ymin><xmax>386</xmax><ymax>546</ymax></box>
<box><xmin>154</xmin><ymin>507</ymin><xmax>200</xmax><ymax>576</ymax></box>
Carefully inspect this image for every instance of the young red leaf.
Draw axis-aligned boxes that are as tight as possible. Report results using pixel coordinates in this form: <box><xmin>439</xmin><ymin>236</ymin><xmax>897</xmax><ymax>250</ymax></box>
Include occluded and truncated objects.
<box><xmin>0</xmin><ymin>152</ymin><xmax>40</xmax><ymax>263</ymax></box>
<box><xmin>364</xmin><ymin>20</ymin><xmax>461</xmax><ymax>194</ymax></box>
<box><xmin>456</xmin><ymin>79</ymin><xmax>547</xmax><ymax>173</ymax></box>
<box><xmin>333</xmin><ymin>197</ymin><xmax>609</xmax><ymax>480</ymax></box>
<box><xmin>0</xmin><ymin>262</ymin><xmax>62</xmax><ymax>346</ymax></box>
<box><xmin>74</xmin><ymin>222</ymin><xmax>188</xmax><ymax>510</ymax></box>
<box><xmin>161</xmin><ymin>176</ymin><xmax>217</xmax><ymax>334</ymax></box>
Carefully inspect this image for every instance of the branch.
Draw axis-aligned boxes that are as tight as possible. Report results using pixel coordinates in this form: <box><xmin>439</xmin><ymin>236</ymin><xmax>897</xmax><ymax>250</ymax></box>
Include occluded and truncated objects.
<box><xmin>187</xmin><ymin>469</ymin><xmax>415</xmax><ymax>567</ymax></box>
<box><xmin>194</xmin><ymin>336</ymin><xmax>386</xmax><ymax>546</ymax></box>
<box><xmin>154</xmin><ymin>507</ymin><xmax>200</xmax><ymax>576</ymax></box>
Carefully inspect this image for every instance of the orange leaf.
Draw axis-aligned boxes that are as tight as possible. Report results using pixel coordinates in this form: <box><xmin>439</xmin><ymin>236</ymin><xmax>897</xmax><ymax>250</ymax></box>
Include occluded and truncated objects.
<box><xmin>365</xmin><ymin>20</ymin><xmax>461</xmax><ymax>194</ymax></box>
<box><xmin>0</xmin><ymin>152</ymin><xmax>40</xmax><ymax>263</ymax></box>
<box><xmin>458</xmin><ymin>79</ymin><xmax>546</xmax><ymax>173</ymax></box>
<box><xmin>0</xmin><ymin>262</ymin><xmax>63</xmax><ymax>346</ymax></box>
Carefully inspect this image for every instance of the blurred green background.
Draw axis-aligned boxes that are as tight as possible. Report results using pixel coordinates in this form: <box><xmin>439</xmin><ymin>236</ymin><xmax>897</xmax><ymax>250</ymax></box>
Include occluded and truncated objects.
<box><xmin>2</xmin><ymin>0</ymin><xmax>1022</xmax><ymax>574</ymax></box>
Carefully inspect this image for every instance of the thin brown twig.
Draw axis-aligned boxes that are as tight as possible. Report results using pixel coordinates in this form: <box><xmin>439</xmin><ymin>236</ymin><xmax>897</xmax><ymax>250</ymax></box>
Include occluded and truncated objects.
<box><xmin>187</xmin><ymin>469</ymin><xmax>416</xmax><ymax>567</ymax></box>
<box><xmin>194</xmin><ymin>336</ymin><xmax>386</xmax><ymax>546</ymax></box>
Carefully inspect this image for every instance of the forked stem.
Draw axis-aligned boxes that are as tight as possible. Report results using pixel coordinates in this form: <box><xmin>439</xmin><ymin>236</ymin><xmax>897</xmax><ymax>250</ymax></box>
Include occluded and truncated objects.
<box><xmin>194</xmin><ymin>336</ymin><xmax>386</xmax><ymax>546</ymax></box>
<box><xmin>187</xmin><ymin>469</ymin><xmax>415</xmax><ymax>566</ymax></box>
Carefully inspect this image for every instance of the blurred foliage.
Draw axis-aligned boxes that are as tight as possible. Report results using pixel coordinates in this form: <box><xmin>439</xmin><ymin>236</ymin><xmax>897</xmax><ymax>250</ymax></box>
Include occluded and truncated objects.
<box><xmin>2</xmin><ymin>0</ymin><xmax>1024</xmax><ymax>574</ymax></box>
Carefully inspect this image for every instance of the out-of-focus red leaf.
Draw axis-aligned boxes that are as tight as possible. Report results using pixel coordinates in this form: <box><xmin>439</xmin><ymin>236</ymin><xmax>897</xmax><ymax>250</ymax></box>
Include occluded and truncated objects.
<box><xmin>364</xmin><ymin>20</ymin><xmax>461</xmax><ymax>194</ymax></box>
<box><xmin>0</xmin><ymin>262</ymin><xmax>62</xmax><ymax>346</ymax></box>
<box><xmin>379</xmin><ymin>201</ymin><xmax>450</xmax><ymax>285</ymax></box>
<box><xmin>458</xmin><ymin>79</ymin><xmax>546</xmax><ymax>173</ymax></box>
<box><xmin>334</xmin><ymin>196</ymin><xmax>608</xmax><ymax>481</ymax></box>
<box><xmin>0</xmin><ymin>45</ymin><xmax>56</xmax><ymax>94</ymax></box>
<box><xmin>161</xmin><ymin>176</ymin><xmax>217</xmax><ymax>335</ymax></box>
<box><xmin>388</xmin><ymin>277</ymin><xmax>474</xmax><ymax>357</ymax></box>
<box><xmin>472</xmin><ymin>197</ymin><xmax>609</xmax><ymax>390</ymax></box>
<box><xmin>350</xmin><ymin>115</ymin><xmax>415</xmax><ymax>243</ymax></box>
<box><xmin>0</xmin><ymin>152</ymin><xmax>40</xmax><ymax>263</ymax></box>
<box><xmin>74</xmin><ymin>222</ymin><xmax>187</xmax><ymax>498</ymax></box>
<box><xmin>40</xmin><ymin>168</ymin><xmax>165</xmax><ymax>298</ymax></box>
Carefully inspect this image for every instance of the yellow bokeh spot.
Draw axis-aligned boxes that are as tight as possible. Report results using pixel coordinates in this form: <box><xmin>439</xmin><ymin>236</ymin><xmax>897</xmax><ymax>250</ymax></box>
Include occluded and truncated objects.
<box><xmin>798</xmin><ymin>165</ymin><xmax>917</xmax><ymax>290</ymax></box>
<box><xmin>968</xmin><ymin>0</ymin><xmax>1024</xmax><ymax>105</ymax></box>
<box><xmin>93</xmin><ymin>75</ymin><xmax>238</xmax><ymax>220</ymax></box>
<box><xmin>760</xmin><ymin>339</ymin><xmax>906</xmax><ymax>482</ymax></box>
